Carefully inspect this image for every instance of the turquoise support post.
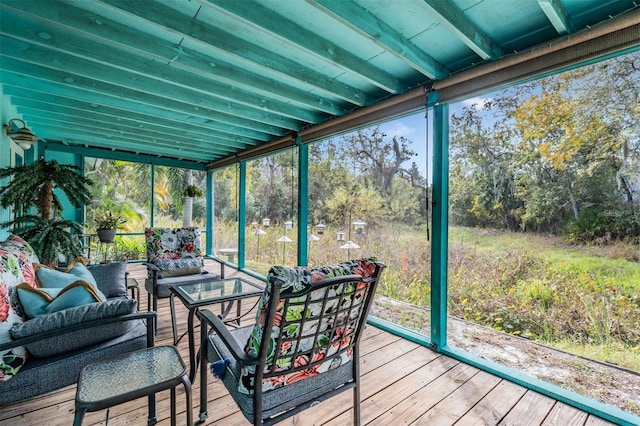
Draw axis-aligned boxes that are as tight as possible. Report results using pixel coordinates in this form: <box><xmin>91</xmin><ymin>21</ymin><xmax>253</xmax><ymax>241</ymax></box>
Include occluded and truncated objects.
<box><xmin>150</xmin><ymin>164</ymin><xmax>156</xmax><ymax>228</ymax></box>
<box><xmin>429</xmin><ymin>94</ymin><xmax>449</xmax><ymax>350</ymax></box>
<box><xmin>297</xmin><ymin>138</ymin><xmax>309</xmax><ymax>266</ymax></box>
<box><xmin>206</xmin><ymin>169</ymin><xmax>213</xmax><ymax>255</ymax></box>
<box><xmin>238</xmin><ymin>161</ymin><xmax>246</xmax><ymax>269</ymax></box>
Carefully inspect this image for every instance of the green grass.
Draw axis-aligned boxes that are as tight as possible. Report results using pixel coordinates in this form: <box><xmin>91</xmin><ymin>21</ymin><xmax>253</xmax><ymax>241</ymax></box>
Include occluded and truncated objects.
<box><xmin>551</xmin><ymin>340</ymin><xmax>640</xmax><ymax>372</ymax></box>
<box><xmin>447</xmin><ymin>226</ymin><xmax>640</xmax><ymax>370</ymax></box>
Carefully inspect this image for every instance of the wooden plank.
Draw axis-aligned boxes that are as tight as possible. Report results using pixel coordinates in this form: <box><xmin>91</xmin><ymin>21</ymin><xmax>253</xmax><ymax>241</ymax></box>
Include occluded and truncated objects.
<box><xmin>281</xmin><ymin>343</ymin><xmax>450</xmax><ymax>425</ymax></box>
<box><xmin>499</xmin><ymin>390</ymin><xmax>556</xmax><ymax>425</ymax></box>
<box><xmin>455</xmin><ymin>380</ymin><xmax>528</xmax><ymax>426</ymax></box>
<box><xmin>412</xmin><ymin>370</ymin><xmax>502</xmax><ymax>425</ymax></box>
<box><xmin>542</xmin><ymin>402</ymin><xmax>589</xmax><ymax>425</ymax></box>
<box><xmin>585</xmin><ymin>414</ymin><xmax>617</xmax><ymax>425</ymax></box>
<box><xmin>369</xmin><ymin>363</ymin><xmax>480</xmax><ymax>425</ymax></box>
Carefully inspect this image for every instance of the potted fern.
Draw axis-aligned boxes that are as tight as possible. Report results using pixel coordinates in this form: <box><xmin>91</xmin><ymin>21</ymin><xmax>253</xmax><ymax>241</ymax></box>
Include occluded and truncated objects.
<box><xmin>182</xmin><ymin>184</ymin><xmax>203</xmax><ymax>227</ymax></box>
<box><xmin>0</xmin><ymin>159</ymin><xmax>93</xmax><ymax>267</ymax></box>
<box><xmin>96</xmin><ymin>211</ymin><xmax>126</xmax><ymax>243</ymax></box>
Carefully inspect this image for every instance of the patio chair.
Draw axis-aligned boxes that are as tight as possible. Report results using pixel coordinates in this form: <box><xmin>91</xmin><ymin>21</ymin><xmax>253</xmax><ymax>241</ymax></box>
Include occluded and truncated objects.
<box><xmin>144</xmin><ymin>227</ymin><xmax>223</xmax><ymax>339</ymax></box>
<box><xmin>198</xmin><ymin>258</ymin><xmax>386</xmax><ymax>425</ymax></box>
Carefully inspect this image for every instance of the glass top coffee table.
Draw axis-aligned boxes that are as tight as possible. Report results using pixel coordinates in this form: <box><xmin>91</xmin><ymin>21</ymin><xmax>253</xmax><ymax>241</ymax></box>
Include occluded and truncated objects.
<box><xmin>171</xmin><ymin>277</ymin><xmax>263</xmax><ymax>382</ymax></box>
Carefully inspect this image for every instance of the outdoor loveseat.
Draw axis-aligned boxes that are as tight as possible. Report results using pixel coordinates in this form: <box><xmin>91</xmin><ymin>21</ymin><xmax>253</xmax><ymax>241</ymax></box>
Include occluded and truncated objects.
<box><xmin>0</xmin><ymin>234</ymin><xmax>154</xmax><ymax>405</ymax></box>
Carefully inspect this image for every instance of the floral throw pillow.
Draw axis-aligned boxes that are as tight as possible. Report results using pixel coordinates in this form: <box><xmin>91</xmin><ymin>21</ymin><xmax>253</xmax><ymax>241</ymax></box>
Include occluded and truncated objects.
<box><xmin>0</xmin><ymin>235</ymin><xmax>39</xmax><ymax>381</ymax></box>
<box><xmin>239</xmin><ymin>257</ymin><xmax>380</xmax><ymax>395</ymax></box>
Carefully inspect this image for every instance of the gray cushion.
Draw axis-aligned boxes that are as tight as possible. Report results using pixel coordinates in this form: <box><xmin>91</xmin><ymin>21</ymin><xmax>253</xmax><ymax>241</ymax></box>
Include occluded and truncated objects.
<box><xmin>0</xmin><ymin>319</ymin><xmax>147</xmax><ymax>405</ymax></box>
<box><xmin>145</xmin><ymin>271</ymin><xmax>219</xmax><ymax>298</ymax></box>
<box><xmin>88</xmin><ymin>261</ymin><xmax>128</xmax><ymax>298</ymax></box>
<box><xmin>9</xmin><ymin>299</ymin><xmax>137</xmax><ymax>358</ymax></box>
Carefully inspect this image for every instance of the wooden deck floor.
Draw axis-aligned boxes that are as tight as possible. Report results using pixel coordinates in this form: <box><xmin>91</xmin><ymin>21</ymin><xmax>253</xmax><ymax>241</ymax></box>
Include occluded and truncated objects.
<box><xmin>0</xmin><ymin>262</ymin><xmax>615</xmax><ymax>426</ymax></box>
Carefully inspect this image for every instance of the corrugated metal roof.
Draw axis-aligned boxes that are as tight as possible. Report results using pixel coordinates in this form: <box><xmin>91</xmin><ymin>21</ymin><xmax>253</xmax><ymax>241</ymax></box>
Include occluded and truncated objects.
<box><xmin>1</xmin><ymin>0</ymin><xmax>638</xmax><ymax>167</ymax></box>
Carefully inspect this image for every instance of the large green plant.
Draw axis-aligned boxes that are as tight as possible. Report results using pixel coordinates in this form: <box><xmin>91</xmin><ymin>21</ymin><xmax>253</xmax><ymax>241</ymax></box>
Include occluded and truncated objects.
<box><xmin>0</xmin><ymin>159</ymin><xmax>93</xmax><ymax>266</ymax></box>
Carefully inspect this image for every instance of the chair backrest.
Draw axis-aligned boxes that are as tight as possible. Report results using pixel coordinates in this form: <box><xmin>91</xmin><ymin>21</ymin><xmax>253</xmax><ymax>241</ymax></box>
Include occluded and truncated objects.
<box><xmin>144</xmin><ymin>227</ymin><xmax>204</xmax><ymax>277</ymax></box>
<box><xmin>238</xmin><ymin>257</ymin><xmax>386</xmax><ymax>395</ymax></box>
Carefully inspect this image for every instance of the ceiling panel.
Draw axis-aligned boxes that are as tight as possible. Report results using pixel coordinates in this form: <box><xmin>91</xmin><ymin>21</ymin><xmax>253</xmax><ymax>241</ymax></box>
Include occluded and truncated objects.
<box><xmin>1</xmin><ymin>0</ymin><xmax>638</xmax><ymax>168</ymax></box>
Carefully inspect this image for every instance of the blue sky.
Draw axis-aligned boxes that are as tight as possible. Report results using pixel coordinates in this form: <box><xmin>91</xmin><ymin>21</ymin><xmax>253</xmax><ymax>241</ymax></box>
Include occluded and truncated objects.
<box><xmin>377</xmin><ymin>96</ymin><xmax>492</xmax><ymax>180</ymax></box>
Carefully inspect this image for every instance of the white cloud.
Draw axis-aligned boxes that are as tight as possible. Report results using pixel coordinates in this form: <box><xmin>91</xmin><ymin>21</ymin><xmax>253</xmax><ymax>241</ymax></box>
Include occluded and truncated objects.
<box><xmin>381</xmin><ymin>122</ymin><xmax>414</xmax><ymax>138</ymax></box>
<box><xmin>462</xmin><ymin>96</ymin><xmax>491</xmax><ymax>108</ymax></box>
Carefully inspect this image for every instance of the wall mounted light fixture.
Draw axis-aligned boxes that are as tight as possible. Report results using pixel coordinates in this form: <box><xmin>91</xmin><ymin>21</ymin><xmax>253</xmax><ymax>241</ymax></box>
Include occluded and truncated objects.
<box><xmin>3</xmin><ymin>118</ymin><xmax>39</xmax><ymax>150</ymax></box>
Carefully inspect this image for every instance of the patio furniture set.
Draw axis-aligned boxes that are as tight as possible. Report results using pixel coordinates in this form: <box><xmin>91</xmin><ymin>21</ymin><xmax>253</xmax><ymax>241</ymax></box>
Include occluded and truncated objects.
<box><xmin>0</xmin><ymin>227</ymin><xmax>385</xmax><ymax>425</ymax></box>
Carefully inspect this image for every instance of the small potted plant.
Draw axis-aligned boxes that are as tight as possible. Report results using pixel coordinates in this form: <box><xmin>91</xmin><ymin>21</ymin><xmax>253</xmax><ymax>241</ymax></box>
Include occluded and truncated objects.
<box><xmin>182</xmin><ymin>184</ymin><xmax>203</xmax><ymax>226</ymax></box>
<box><xmin>183</xmin><ymin>184</ymin><xmax>204</xmax><ymax>198</ymax></box>
<box><xmin>96</xmin><ymin>211</ymin><xmax>125</xmax><ymax>243</ymax></box>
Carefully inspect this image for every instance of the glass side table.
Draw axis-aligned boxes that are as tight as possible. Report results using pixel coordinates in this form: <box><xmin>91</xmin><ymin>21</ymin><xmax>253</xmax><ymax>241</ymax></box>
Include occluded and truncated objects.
<box><xmin>74</xmin><ymin>346</ymin><xmax>192</xmax><ymax>426</ymax></box>
<box><xmin>171</xmin><ymin>277</ymin><xmax>264</xmax><ymax>383</ymax></box>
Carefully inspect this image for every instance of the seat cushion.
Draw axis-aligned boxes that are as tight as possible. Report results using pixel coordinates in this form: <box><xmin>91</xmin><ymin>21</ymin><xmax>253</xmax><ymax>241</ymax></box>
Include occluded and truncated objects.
<box><xmin>208</xmin><ymin>327</ymin><xmax>353</xmax><ymax>422</ymax></box>
<box><xmin>144</xmin><ymin>271</ymin><xmax>218</xmax><ymax>298</ymax></box>
<box><xmin>10</xmin><ymin>299</ymin><xmax>138</xmax><ymax>358</ymax></box>
<box><xmin>149</xmin><ymin>258</ymin><xmax>203</xmax><ymax>278</ymax></box>
<box><xmin>0</xmin><ymin>318</ymin><xmax>147</xmax><ymax>405</ymax></box>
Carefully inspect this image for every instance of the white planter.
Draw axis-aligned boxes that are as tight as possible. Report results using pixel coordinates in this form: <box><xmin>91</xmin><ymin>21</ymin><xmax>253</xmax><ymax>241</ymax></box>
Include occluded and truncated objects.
<box><xmin>183</xmin><ymin>197</ymin><xmax>194</xmax><ymax>227</ymax></box>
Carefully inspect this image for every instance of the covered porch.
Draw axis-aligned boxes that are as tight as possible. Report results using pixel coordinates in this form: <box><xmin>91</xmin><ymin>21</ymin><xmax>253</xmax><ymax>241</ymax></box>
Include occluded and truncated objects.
<box><xmin>1</xmin><ymin>1</ymin><xmax>639</xmax><ymax>425</ymax></box>
<box><xmin>0</xmin><ymin>262</ymin><xmax>617</xmax><ymax>426</ymax></box>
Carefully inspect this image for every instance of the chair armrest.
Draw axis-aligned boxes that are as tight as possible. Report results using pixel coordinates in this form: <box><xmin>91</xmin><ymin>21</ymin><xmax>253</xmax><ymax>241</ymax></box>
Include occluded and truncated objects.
<box><xmin>0</xmin><ymin>311</ymin><xmax>157</xmax><ymax>351</ymax></box>
<box><xmin>198</xmin><ymin>309</ymin><xmax>258</xmax><ymax>365</ymax></box>
<box><xmin>203</xmin><ymin>255</ymin><xmax>226</xmax><ymax>278</ymax></box>
<box><xmin>143</xmin><ymin>261</ymin><xmax>161</xmax><ymax>272</ymax></box>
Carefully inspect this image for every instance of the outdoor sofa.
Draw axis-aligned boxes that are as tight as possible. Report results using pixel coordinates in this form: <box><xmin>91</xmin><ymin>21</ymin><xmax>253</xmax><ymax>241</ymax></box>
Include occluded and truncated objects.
<box><xmin>0</xmin><ymin>234</ymin><xmax>154</xmax><ymax>405</ymax></box>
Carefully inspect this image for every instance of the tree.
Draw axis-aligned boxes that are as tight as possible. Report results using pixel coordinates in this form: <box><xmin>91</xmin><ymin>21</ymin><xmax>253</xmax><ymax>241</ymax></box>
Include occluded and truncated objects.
<box><xmin>340</xmin><ymin>127</ymin><xmax>416</xmax><ymax>197</ymax></box>
<box><xmin>0</xmin><ymin>159</ymin><xmax>93</xmax><ymax>266</ymax></box>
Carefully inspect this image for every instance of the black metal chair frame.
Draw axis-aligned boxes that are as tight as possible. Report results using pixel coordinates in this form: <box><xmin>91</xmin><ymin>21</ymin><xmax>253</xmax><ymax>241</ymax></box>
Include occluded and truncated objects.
<box><xmin>198</xmin><ymin>262</ymin><xmax>386</xmax><ymax>425</ymax></box>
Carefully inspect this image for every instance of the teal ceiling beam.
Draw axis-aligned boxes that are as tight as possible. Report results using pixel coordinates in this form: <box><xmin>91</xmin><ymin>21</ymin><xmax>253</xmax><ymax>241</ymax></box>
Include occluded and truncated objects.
<box><xmin>206</xmin><ymin>0</ymin><xmax>405</xmax><ymax>94</ymax></box>
<box><xmin>0</xmin><ymin>65</ymin><xmax>290</xmax><ymax>138</ymax></box>
<box><xmin>17</xmin><ymin>105</ymin><xmax>252</xmax><ymax>152</ymax></box>
<box><xmin>20</xmin><ymin>116</ymin><xmax>233</xmax><ymax>157</ymax></box>
<box><xmin>5</xmin><ymin>86</ymin><xmax>271</xmax><ymax>145</ymax></box>
<box><xmin>0</xmin><ymin>35</ymin><xmax>317</xmax><ymax>127</ymax></box>
<box><xmin>2</xmin><ymin>0</ymin><xmax>351</xmax><ymax>116</ymax></box>
<box><xmin>537</xmin><ymin>0</ymin><xmax>573</xmax><ymax>35</ymax></box>
<box><xmin>43</xmin><ymin>141</ymin><xmax>207</xmax><ymax>170</ymax></box>
<box><xmin>40</xmin><ymin>129</ymin><xmax>213</xmax><ymax>162</ymax></box>
<box><xmin>312</xmin><ymin>0</ymin><xmax>450</xmax><ymax>79</ymax></box>
<box><xmin>98</xmin><ymin>0</ymin><xmax>375</xmax><ymax>106</ymax></box>
<box><xmin>422</xmin><ymin>0</ymin><xmax>504</xmax><ymax>60</ymax></box>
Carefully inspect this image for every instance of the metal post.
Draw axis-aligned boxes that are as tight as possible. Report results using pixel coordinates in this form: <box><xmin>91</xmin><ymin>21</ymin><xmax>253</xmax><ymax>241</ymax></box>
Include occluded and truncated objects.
<box><xmin>429</xmin><ymin>92</ymin><xmax>449</xmax><ymax>350</ymax></box>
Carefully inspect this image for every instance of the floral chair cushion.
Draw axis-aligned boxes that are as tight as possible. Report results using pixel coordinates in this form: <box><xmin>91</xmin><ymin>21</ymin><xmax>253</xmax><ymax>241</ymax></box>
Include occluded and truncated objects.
<box><xmin>145</xmin><ymin>227</ymin><xmax>204</xmax><ymax>278</ymax></box>
<box><xmin>239</xmin><ymin>257</ymin><xmax>380</xmax><ymax>395</ymax></box>
<box><xmin>0</xmin><ymin>235</ymin><xmax>39</xmax><ymax>381</ymax></box>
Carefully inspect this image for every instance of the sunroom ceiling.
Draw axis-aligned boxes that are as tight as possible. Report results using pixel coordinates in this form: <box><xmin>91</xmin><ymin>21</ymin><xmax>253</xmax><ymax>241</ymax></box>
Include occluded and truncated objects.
<box><xmin>1</xmin><ymin>0</ymin><xmax>638</xmax><ymax>168</ymax></box>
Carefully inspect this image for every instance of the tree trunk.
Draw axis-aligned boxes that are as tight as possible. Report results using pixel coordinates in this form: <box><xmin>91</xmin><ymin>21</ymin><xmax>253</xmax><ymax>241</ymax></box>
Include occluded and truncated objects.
<box><xmin>40</xmin><ymin>181</ymin><xmax>54</xmax><ymax>220</ymax></box>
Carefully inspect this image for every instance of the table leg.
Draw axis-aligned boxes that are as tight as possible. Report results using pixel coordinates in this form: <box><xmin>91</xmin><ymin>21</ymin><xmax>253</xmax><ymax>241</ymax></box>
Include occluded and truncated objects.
<box><xmin>182</xmin><ymin>373</ymin><xmax>193</xmax><ymax>426</ymax></box>
<box><xmin>147</xmin><ymin>393</ymin><xmax>157</xmax><ymax>426</ymax></box>
<box><xmin>170</xmin><ymin>386</ymin><xmax>176</xmax><ymax>426</ymax></box>
<box><xmin>187</xmin><ymin>307</ymin><xmax>197</xmax><ymax>383</ymax></box>
<box><xmin>170</xmin><ymin>294</ymin><xmax>178</xmax><ymax>345</ymax></box>
<box><xmin>72</xmin><ymin>408</ymin><xmax>86</xmax><ymax>426</ymax></box>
